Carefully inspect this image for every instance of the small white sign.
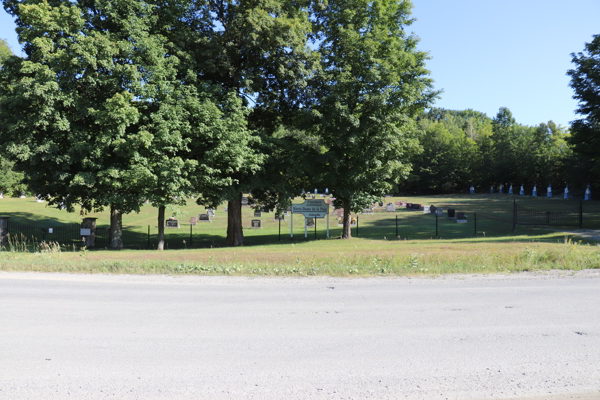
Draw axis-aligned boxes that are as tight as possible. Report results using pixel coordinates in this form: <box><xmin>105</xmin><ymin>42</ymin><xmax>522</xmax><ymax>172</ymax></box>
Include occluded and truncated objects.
<box><xmin>80</xmin><ymin>228</ymin><xmax>91</xmax><ymax>236</ymax></box>
<box><xmin>48</xmin><ymin>228</ymin><xmax>53</xmax><ymax>234</ymax></box>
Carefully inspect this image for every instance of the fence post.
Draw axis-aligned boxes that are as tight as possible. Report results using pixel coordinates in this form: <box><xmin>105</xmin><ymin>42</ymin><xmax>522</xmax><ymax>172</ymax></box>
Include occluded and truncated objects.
<box><xmin>0</xmin><ymin>217</ymin><xmax>10</xmax><ymax>247</ymax></box>
<box><xmin>474</xmin><ymin>212</ymin><xmax>477</xmax><ymax>236</ymax></box>
<box><xmin>512</xmin><ymin>199</ymin><xmax>517</xmax><ymax>233</ymax></box>
<box><xmin>356</xmin><ymin>215</ymin><xmax>359</xmax><ymax>237</ymax></box>
<box><xmin>395</xmin><ymin>215</ymin><xmax>398</xmax><ymax>238</ymax></box>
<box><xmin>580</xmin><ymin>200</ymin><xmax>583</xmax><ymax>229</ymax></box>
<box><xmin>147</xmin><ymin>225</ymin><xmax>150</xmax><ymax>248</ymax></box>
<box><xmin>190</xmin><ymin>224</ymin><xmax>193</xmax><ymax>248</ymax></box>
<box><xmin>435</xmin><ymin>213</ymin><xmax>438</xmax><ymax>238</ymax></box>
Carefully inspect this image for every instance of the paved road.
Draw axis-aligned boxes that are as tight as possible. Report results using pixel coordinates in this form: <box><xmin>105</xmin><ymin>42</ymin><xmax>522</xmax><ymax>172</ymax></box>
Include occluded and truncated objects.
<box><xmin>1</xmin><ymin>271</ymin><xmax>599</xmax><ymax>400</ymax></box>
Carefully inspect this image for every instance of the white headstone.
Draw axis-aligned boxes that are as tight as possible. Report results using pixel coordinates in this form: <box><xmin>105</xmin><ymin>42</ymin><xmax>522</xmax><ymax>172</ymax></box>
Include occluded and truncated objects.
<box><xmin>585</xmin><ymin>186</ymin><xmax>591</xmax><ymax>201</ymax></box>
<box><xmin>564</xmin><ymin>186</ymin><xmax>569</xmax><ymax>199</ymax></box>
<box><xmin>508</xmin><ymin>185</ymin><xmax>513</xmax><ymax>194</ymax></box>
<box><xmin>387</xmin><ymin>203</ymin><xmax>394</xmax><ymax>212</ymax></box>
<box><xmin>520</xmin><ymin>184</ymin><xmax>524</xmax><ymax>195</ymax></box>
<box><xmin>532</xmin><ymin>186</ymin><xmax>537</xmax><ymax>197</ymax></box>
<box><xmin>423</xmin><ymin>205</ymin><xmax>430</xmax><ymax>214</ymax></box>
<box><xmin>469</xmin><ymin>186</ymin><xmax>475</xmax><ymax>194</ymax></box>
<box><xmin>547</xmin><ymin>185</ymin><xmax>552</xmax><ymax>198</ymax></box>
<box><xmin>0</xmin><ymin>193</ymin><xmax>3</xmax><ymax>199</ymax></box>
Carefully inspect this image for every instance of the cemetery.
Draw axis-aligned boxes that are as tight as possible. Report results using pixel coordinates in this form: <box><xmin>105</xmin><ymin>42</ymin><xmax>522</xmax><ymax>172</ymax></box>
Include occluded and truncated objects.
<box><xmin>2</xmin><ymin>191</ymin><xmax>600</xmax><ymax>276</ymax></box>
<box><xmin>2</xmin><ymin>192</ymin><xmax>600</xmax><ymax>251</ymax></box>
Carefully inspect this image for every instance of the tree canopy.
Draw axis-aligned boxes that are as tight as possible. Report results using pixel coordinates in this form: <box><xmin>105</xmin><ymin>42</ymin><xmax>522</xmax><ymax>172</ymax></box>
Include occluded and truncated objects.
<box><xmin>306</xmin><ymin>0</ymin><xmax>437</xmax><ymax>238</ymax></box>
<box><xmin>568</xmin><ymin>34</ymin><xmax>600</xmax><ymax>190</ymax></box>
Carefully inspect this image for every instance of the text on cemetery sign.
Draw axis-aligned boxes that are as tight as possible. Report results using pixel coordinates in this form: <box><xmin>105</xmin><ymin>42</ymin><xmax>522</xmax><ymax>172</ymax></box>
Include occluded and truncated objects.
<box><xmin>291</xmin><ymin>199</ymin><xmax>329</xmax><ymax>218</ymax></box>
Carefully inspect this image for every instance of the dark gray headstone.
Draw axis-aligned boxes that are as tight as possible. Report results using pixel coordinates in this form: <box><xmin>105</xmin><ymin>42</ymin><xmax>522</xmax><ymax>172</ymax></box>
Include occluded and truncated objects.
<box><xmin>447</xmin><ymin>209</ymin><xmax>455</xmax><ymax>218</ymax></box>
<box><xmin>251</xmin><ymin>219</ymin><xmax>261</xmax><ymax>228</ymax></box>
<box><xmin>199</xmin><ymin>214</ymin><xmax>210</xmax><ymax>221</ymax></box>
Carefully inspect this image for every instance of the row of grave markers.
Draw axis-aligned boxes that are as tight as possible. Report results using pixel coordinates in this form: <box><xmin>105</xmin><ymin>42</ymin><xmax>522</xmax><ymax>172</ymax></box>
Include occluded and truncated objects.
<box><xmin>469</xmin><ymin>184</ymin><xmax>592</xmax><ymax>200</ymax></box>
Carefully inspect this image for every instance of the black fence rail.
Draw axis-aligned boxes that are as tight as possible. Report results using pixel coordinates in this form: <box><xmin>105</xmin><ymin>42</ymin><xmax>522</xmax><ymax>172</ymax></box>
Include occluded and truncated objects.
<box><xmin>6</xmin><ymin>220</ymin><xmax>84</xmax><ymax>247</ymax></box>
<box><xmin>513</xmin><ymin>200</ymin><xmax>582</xmax><ymax>230</ymax></box>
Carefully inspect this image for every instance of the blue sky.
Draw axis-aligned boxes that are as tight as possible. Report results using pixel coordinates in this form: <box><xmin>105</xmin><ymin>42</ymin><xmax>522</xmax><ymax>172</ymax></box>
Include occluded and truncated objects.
<box><xmin>2</xmin><ymin>1</ymin><xmax>598</xmax><ymax>127</ymax></box>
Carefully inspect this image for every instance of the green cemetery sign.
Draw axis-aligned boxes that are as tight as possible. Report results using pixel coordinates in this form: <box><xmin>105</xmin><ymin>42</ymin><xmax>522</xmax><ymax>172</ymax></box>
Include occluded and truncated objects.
<box><xmin>291</xmin><ymin>199</ymin><xmax>329</xmax><ymax>218</ymax></box>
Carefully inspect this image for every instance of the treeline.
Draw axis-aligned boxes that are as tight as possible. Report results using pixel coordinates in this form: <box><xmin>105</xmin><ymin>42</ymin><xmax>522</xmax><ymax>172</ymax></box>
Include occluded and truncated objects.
<box><xmin>402</xmin><ymin>106</ymin><xmax>586</xmax><ymax>196</ymax></box>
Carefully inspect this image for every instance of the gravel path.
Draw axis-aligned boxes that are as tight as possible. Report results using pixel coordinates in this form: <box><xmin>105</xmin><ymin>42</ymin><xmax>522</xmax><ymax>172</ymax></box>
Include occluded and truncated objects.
<box><xmin>1</xmin><ymin>270</ymin><xmax>599</xmax><ymax>400</ymax></box>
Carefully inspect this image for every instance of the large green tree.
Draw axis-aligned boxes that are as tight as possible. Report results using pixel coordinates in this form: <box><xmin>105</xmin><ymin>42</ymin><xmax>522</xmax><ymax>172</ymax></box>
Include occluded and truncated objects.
<box><xmin>176</xmin><ymin>0</ymin><xmax>316</xmax><ymax>246</ymax></box>
<box><xmin>0</xmin><ymin>0</ymin><xmax>251</xmax><ymax>250</ymax></box>
<box><xmin>0</xmin><ymin>38</ymin><xmax>25</xmax><ymax>197</ymax></box>
<box><xmin>307</xmin><ymin>0</ymin><xmax>437</xmax><ymax>238</ymax></box>
<box><xmin>567</xmin><ymin>34</ymin><xmax>600</xmax><ymax>190</ymax></box>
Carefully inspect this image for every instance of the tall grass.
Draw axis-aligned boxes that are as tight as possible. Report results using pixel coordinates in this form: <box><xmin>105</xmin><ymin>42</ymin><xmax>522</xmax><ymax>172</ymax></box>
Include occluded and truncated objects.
<box><xmin>1</xmin><ymin>233</ymin><xmax>66</xmax><ymax>254</ymax></box>
<box><xmin>1</xmin><ymin>237</ymin><xmax>599</xmax><ymax>276</ymax></box>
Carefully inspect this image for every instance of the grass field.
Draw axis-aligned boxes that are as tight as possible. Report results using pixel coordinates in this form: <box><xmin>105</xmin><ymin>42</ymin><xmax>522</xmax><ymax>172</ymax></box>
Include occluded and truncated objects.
<box><xmin>1</xmin><ymin>194</ymin><xmax>600</xmax><ymax>276</ymax></box>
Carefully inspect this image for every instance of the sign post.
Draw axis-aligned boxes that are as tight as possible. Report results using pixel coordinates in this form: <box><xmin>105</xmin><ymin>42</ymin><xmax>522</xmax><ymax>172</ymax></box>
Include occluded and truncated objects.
<box><xmin>291</xmin><ymin>199</ymin><xmax>329</xmax><ymax>240</ymax></box>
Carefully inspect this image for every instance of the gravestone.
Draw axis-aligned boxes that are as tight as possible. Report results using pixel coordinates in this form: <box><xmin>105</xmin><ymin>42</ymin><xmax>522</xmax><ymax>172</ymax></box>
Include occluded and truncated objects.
<box><xmin>199</xmin><ymin>213</ymin><xmax>211</xmax><ymax>222</ymax></box>
<box><xmin>251</xmin><ymin>220</ymin><xmax>261</xmax><ymax>229</ymax></box>
<box><xmin>386</xmin><ymin>203</ymin><xmax>394</xmax><ymax>212</ymax></box>
<box><xmin>395</xmin><ymin>201</ymin><xmax>401</xmax><ymax>206</ymax></box>
<box><xmin>469</xmin><ymin>186</ymin><xmax>475</xmax><ymax>194</ymax></box>
<box><xmin>411</xmin><ymin>203</ymin><xmax>421</xmax><ymax>210</ymax></box>
<box><xmin>499</xmin><ymin>184</ymin><xmax>504</xmax><ymax>194</ymax></box>
<box><xmin>508</xmin><ymin>185</ymin><xmax>513</xmax><ymax>195</ymax></box>
<box><xmin>436</xmin><ymin>208</ymin><xmax>444</xmax><ymax>217</ymax></box>
<box><xmin>564</xmin><ymin>186</ymin><xmax>569</xmax><ymax>199</ymax></box>
<box><xmin>362</xmin><ymin>208</ymin><xmax>373</xmax><ymax>215</ymax></box>
<box><xmin>207</xmin><ymin>209</ymin><xmax>215</xmax><ymax>217</ymax></box>
<box><xmin>447</xmin><ymin>209</ymin><xmax>456</xmax><ymax>218</ymax></box>
<box><xmin>423</xmin><ymin>205</ymin><xmax>430</xmax><ymax>214</ymax></box>
<box><xmin>20</xmin><ymin>193</ymin><xmax>26</xmax><ymax>198</ymax></box>
<box><xmin>0</xmin><ymin>193</ymin><xmax>3</xmax><ymax>199</ymax></box>
<box><xmin>80</xmin><ymin>217</ymin><xmax>97</xmax><ymax>247</ymax></box>
<box><xmin>224</xmin><ymin>206</ymin><xmax>228</xmax><ymax>212</ymax></box>
<box><xmin>456</xmin><ymin>212</ymin><xmax>467</xmax><ymax>223</ymax></box>
<box><xmin>190</xmin><ymin>216</ymin><xmax>197</xmax><ymax>226</ymax></box>
<box><xmin>532</xmin><ymin>185</ymin><xmax>537</xmax><ymax>197</ymax></box>
<box><xmin>337</xmin><ymin>218</ymin><xmax>357</xmax><ymax>227</ymax></box>
<box><xmin>165</xmin><ymin>218</ymin><xmax>180</xmax><ymax>228</ymax></box>
<box><xmin>547</xmin><ymin>184</ymin><xmax>552</xmax><ymax>198</ymax></box>
<box><xmin>36</xmin><ymin>196</ymin><xmax>44</xmax><ymax>203</ymax></box>
<box><xmin>585</xmin><ymin>185</ymin><xmax>592</xmax><ymax>201</ymax></box>
<box><xmin>520</xmin><ymin>184</ymin><xmax>524</xmax><ymax>195</ymax></box>
<box><xmin>274</xmin><ymin>214</ymin><xmax>285</xmax><ymax>221</ymax></box>
<box><xmin>430</xmin><ymin>205</ymin><xmax>437</xmax><ymax>214</ymax></box>
<box><xmin>241</xmin><ymin>196</ymin><xmax>249</xmax><ymax>206</ymax></box>
<box><xmin>489</xmin><ymin>186</ymin><xmax>493</xmax><ymax>194</ymax></box>
<box><xmin>253</xmin><ymin>210</ymin><xmax>261</xmax><ymax>218</ymax></box>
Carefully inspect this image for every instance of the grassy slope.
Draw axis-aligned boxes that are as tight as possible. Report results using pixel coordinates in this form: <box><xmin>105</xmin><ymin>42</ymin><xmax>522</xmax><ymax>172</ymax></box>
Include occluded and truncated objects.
<box><xmin>1</xmin><ymin>194</ymin><xmax>600</xmax><ymax>276</ymax></box>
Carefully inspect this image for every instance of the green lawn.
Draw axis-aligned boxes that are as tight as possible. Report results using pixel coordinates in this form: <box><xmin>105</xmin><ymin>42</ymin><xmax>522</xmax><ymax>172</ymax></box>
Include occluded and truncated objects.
<box><xmin>2</xmin><ymin>194</ymin><xmax>600</xmax><ymax>276</ymax></box>
<box><xmin>1</xmin><ymin>193</ymin><xmax>599</xmax><ymax>249</ymax></box>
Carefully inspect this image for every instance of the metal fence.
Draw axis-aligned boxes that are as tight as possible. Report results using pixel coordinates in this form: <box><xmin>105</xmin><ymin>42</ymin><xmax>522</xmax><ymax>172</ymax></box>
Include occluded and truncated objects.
<box><xmin>6</xmin><ymin>220</ymin><xmax>83</xmax><ymax>247</ymax></box>
<box><xmin>513</xmin><ymin>200</ymin><xmax>583</xmax><ymax>230</ymax></box>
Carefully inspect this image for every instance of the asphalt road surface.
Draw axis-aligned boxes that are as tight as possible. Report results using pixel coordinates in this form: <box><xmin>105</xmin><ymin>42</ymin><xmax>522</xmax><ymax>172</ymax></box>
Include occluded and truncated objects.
<box><xmin>1</xmin><ymin>271</ymin><xmax>599</xmax><ymax>400</ymax></box>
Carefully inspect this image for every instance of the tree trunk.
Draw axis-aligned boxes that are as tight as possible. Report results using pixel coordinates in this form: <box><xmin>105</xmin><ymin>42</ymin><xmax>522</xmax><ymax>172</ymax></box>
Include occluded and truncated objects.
<box><xmin>342</xmin><ymin>199</ymin><xmax>352</xmax><ymax>239</ymax></box>
<box><xmin>226</xmin><ymin>192</ymin><xmax>244</xmax><ymax>246</ymax></box>
<box><xmin>110</xmin><ymin>204</ymin><xmax>123</xmax><ymax>249</ymax></box>
<box><xmin>157</xmin><ymin>205</ymin><xmax>165</xmax><ymax>251</ymax></box>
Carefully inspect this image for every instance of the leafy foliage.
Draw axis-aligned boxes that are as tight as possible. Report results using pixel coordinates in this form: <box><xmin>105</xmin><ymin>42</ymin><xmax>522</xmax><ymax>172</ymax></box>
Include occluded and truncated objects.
<box><xmin>307</xmin><ymin>0</ymin><xmax>438</xmax><ymax>237</ymax></box>
<box><xmin>568</xmin><ymin>34</ymin><xmax>600</xmax><ymax>190</ymax></box>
